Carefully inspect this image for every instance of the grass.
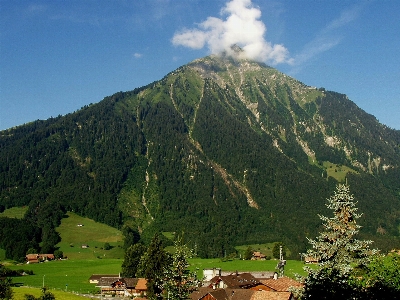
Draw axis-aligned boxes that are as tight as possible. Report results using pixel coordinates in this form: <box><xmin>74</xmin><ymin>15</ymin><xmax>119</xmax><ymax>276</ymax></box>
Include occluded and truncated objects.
<box><xmin>8</xmin><ymin>259</ymin><xmax>122</xmax><ymax>294</ymax></box>
<box><xmin>56</xmin><ymin>212</ymin><xmax>124</xmax><ymax>260</ymax></box>
<box><xmin>188</xmin><ymin>258</ymin><xmax>307</xmax><ymax>279</ymax></box>
<box><xmin>6</xmin><ymin>257</ymin><xmax>307</xmax><ymax>294</ymax></box>
<box><xmin>323</xmin><ymin>161</ymin><xmax>358</xmax><ymax>182</ymax></box>
<box><xmin>235</xmin><ymin>243</ymin><xmax>292</xmax><ymax>259</ymax></box>
<box><xmin>0</xmin><ymin>248</ymin><xmax>6</xmax><ymax>261</ymax></box>
<box><xmin>12</xmin><ymin>287</ymin><xmax>90</xmax><ymax>300</ymax></box>
<box><xmin>0</xmin><ymin>206</ymin><xmax>28</xmax><ymax>219</ymax></box>
<box><xmin>3</xmin><ymin>211</ymin><xmax>307</xmax><ymax>299</ymax></box>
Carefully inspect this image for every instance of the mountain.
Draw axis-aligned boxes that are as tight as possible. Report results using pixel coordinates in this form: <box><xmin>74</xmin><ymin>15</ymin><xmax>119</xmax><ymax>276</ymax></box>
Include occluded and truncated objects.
<box><xmin>1</xmin><ymin>54</ymin><xmax>400</xmax><ymax>258</ymax></box>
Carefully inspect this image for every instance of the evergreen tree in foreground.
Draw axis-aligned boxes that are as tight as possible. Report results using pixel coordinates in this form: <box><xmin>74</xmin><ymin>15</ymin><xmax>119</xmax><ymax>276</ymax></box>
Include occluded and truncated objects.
<box><xmin>160</xmin><ymin>237</ymin><xmax>200</xmax><ymax>300</ymax></box>
<box><xmin>137</xmin><ymin>234</ymin><xmax>171</xmax><ymax>300</ymax></box>
<box><xmin>121</xmin><ymin>243</ymin><xmax>146</xmax><ymax>278</ymax></box>
<box><xmin>299</xmin><ymin>184</ymin><xmax>379</xmax><ymax>299</ymax></box>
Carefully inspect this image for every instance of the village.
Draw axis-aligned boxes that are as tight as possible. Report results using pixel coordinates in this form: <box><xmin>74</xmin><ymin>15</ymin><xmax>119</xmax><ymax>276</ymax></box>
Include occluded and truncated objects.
<box><xmin>24</xmin><ymin>249</ymin><xmax>304</xmax><ymax>300</ymax></box>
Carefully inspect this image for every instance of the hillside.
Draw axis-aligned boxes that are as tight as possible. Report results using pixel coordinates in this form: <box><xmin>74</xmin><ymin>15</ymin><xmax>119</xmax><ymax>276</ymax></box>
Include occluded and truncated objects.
<box><xmin>1</xmin><ymin>54</ymin><xmax>399</xmax><ymax>258</ymax></box>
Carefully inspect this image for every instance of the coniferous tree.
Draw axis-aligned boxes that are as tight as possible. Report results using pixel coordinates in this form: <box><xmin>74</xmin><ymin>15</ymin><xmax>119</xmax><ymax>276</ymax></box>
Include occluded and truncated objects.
<box><xmin>121</xmin><ymin>243</ymin><xmax>145</xmax><ymax>278</ymax></box>
<box><xmin>160</xmin><ymin>238</ymin><xmax>200</xmax><ymax>300</ymax></box>
<box><xmin>137</xmin><ymin>234</ymin><xmax>171</xmax><ymax>300</ymax></box>
<box><xmin>0</xmin><ymin>277</ymin><xmax>13</xmax><ymax>300</ymax></box>
<box><xmin>300</xmin><ymin>184</ymin><xmax>379</xmax><ymax>299</ymax></box>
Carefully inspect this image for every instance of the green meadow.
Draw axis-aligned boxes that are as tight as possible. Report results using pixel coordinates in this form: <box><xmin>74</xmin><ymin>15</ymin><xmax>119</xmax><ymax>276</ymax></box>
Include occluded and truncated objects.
<box><xmin>8</xmin><ymin>259</ymin><xmax>122</xmax><ymax>294</ymax></box>
<box><xmin>3</xmin><ymin>211</ymin><xmax>308</xmax><ymax>299</ymax></box>
<box><xmin>323</xmin><ymin>161</ymin><xmax>358</xmax><ymax>182</ymax></box>
<box><xmin>12</xmin><ymin>287</ymin><xmax>89</xmax><ymax>300</ymax></box>
<box><xmin>7</xmin><ymin>257</ymin><xmax>306</xmax><ymax>294</ymax></box>
<box><xmin>0</xmin><ymin>206</ymin><xmax>28</xmax><ymax>219</ymax></box>
<box><xmin>56</xmin><ymin>212</ymin><xmax>124</xmax><ymax>260</ymax></box>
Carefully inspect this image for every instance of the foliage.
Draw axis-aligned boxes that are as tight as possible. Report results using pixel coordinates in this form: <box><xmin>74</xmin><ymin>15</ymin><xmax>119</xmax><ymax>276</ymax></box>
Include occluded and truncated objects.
<box><xmin>121</xmin><ymin>243</ymin><xmax>146</xmax><ymax>277</ymax></box>
<box><xmin>24</xmin><ymin>287</ymin><xmax>55</xmax><ymax>300</ymax></box>
<box><xmin>272</xmin><ymin>242</ymin><xmax>286</xmax><ymax>259</ymax></box>
<box><xmin>300</xmin><ymin>184</ymin><xmax>379</xmax><ymax>299</ymax></box>
<box><xmin>160</xmin><ymin>238</ymin><xmax>199</xmax><ymax>300</ymax></box>
<box><xmin>0</xmin><ymin>277</ymin><xmax>13</xmax><ymax>300</ymax></box>
<box><xmin>301</xmin><ymin>267</ymin><xmax>358</xmax><ymax>299</ymax></box>
<box><xmin>243</xmin><ymin>246</ymin><xmax>253</xmax><ymax>260</ymax></box>
<box><xmin>53</xmin><ymin>250</ymin><xmax>63</xmax><ymax>260</ymax></box>
<box><xmin>0</xmin><ymin>217</ymin><xmax>41</xmax><ymax>261</ymax></box>
<box><xmin>305</xmin><ymin>184</ymin><xmax>378</xmax><ymax>271</ymax></box>
<box><xmin>137</xmin><ymin>234</ymin><xmax>171</xmax><ymax>300</ymax></box>
<box><xmin>122</xmin><ymin>226</ymin><xmax>140</xmax><ymax>250</ymax></box>
<box><xmin>358</xmin><ymin>253</ymin><xmax>400</xmax><ymax>299</ymax></box>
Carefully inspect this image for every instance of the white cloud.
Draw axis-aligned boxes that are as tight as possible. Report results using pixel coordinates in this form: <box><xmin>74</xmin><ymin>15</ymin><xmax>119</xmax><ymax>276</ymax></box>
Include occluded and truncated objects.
<box><xmin>134</xmin><ymin>53</ymin><xmax>143</xmax><ymax>58</ymax></box>
<box><xmin>172</xmin><ymin>0</ymin><xmax>291</xmax><ymax>65</ymax></box>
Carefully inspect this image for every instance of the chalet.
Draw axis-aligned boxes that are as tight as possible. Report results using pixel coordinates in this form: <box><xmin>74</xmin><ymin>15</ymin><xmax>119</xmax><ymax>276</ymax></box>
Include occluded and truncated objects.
<box><xmin>252</xmin><ymin>251</ymin><xmax>266</xmax><ymax>260</ymax></box>
<box><xmin>190</xmin><ymin>288</ymin><xmax>294</xmax><ymax>300</ymax></box>
<box><xmin>89</xmin><ymin>274</ymin><xmax>119</xmax><ymax>284</ymax></box>
<box><xmin>192</xmin><ymin>271</ymin><xmax>299</xmax><ymax>300</ymax></box>
<box><xmin>25</xmin><ymin>254</ymin><xmax>55</xmax><ymax>264</ymax></box>
<box><xmin>96</xmin><ymin>276</ymin><xmax>147</xmax><ymax>297</ymax></box>
<box><xmin>26</xmin><ymin>254</ymin><xmax>39</xmax><ymax>264</ymax></box>
<box><xmin>208</xmin><ymin>272</ymin><xmax>261</xmax><ymax>290</ymax></box>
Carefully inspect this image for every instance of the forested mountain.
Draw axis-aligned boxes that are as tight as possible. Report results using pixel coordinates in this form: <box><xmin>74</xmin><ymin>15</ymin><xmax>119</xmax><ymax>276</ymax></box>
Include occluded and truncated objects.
<box><xmin>1</xmin><ymin>53</ymin><xmax>400</xmax><ymax>259</ymax></box>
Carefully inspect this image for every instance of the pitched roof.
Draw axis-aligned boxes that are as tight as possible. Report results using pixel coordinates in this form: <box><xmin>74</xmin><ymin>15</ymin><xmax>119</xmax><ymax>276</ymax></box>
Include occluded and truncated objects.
<box><xmin>210</xmin><ymin>272</ymin><xmax>260</xmax><ymax>289</ymax></box>
<box><xmin>260</xmin><ymin>277</ymin><xmax>302</xmax><ymax>292</ymax></box>
<box><xmin>251</xmin><ymin>291</ymin><xmax>292</xmax><ymax>300</ymax></box>
<box><xmin>228</xmin><ymin>288</ymin><xmax>255</xmax><ymax>300</ymax></box>
<box><xmin>190</xmin><ymin>287</ymin><xmax>214</xmax><ymax>300</ymax></box>
<box><xmin>89</xmin><ymin>274</ymin><xmax>119</xmax><ymax>281</ymax></box>
<box><xmin>122</xmin><ymin>278</ymin><xmax>139</xmax><ymax>288</ymax></box>
<box><xmin>97</xmin><ymin>277</ymin><xmax>121</xmax><ymax>287</ymax></box>
<box><xmin>26</xmin><ymin>254</ymin><xmax>38</xmax><ymax>260</ymax></box>
<box><xmin>207</xmin><ymin>289</ymin><xmax>230</xmax><ymax>300</ymax></box>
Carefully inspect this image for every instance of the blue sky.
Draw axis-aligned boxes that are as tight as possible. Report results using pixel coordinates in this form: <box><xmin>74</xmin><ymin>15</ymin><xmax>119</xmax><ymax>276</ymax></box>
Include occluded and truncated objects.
<box><xmin>1</xmin><ymin>0</ymin><xmax>399</xmax><ymax>130</ymax></box>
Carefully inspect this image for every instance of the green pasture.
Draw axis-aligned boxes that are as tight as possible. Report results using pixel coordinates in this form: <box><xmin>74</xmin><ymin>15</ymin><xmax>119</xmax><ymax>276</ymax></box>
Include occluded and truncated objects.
<box><xmin>235</xmin><ymin>242</ymin><xmax>291</xmax><ymax>258</ymax></box>
<box><xmin>8</xmin><ymin>259</ymin><xmax>122</xmax><ymax>294</ymax></box>
<box><xmin>56</xmin><ymin>212</ymin><xmax>124</xmax><ymax>260</ymax></box>
<box><xmin>189</xmin><ymin>258</ymin><xmax>306</xmax><ymax>279</ymax></box>
<box><xmin>323</xmin><ymin>161</ymin><xmax>357</xmax><ymax>182</ymax></box>
<box><xmin>12</xmin><ymin>287</ymin><xmax>89</xmax><ymax>300</ymax></box>
<box><xmin>6</xmin><ymin>257</ymin><xmax>307</xmax><ymax>294</ymax></box>
<box><xmin>0</xmin><ymin>206</ymin><xmax>28</xmax><ymax>219</ymax></box>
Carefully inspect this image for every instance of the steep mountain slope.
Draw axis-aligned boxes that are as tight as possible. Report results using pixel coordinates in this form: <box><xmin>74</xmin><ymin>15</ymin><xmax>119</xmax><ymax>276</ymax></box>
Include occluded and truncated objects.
<box><xmin>1</xmin><ymin>54</ymin><xmax>399</xmax><ymax>257</ymax></box>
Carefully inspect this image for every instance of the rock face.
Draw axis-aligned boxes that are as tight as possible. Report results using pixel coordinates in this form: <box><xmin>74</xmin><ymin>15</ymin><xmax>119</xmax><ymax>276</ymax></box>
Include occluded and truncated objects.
<box><xmin>1</xmin><ymin>54</ymin><xmax>399</xmax><ymax>257</ymax></box>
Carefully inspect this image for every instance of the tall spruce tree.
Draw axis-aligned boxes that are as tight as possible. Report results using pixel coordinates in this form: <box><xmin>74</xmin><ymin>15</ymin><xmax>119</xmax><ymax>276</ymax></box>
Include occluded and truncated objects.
<box><xmin>121</xmin><ymin>243</ymin><xmax>146</xmax><ymax>277</ymax></box>
<box><xmin>300</xmin><ymin>184</ymin><xmax>379</xmax><ymax>299</ymax></box>
<box><xmin>137</xmin><ymin>234</ymin><xmax>171</xmax><ymax>300</ymax></box>
<box><xmin>160</xmin><ymin>238</ymin><xmax>200</xmax><ymax>300</ymax></box>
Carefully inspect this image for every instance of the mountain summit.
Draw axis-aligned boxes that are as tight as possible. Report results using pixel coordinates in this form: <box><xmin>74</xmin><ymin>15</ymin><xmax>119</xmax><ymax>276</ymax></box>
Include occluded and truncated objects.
<box><xmin>1</xmin><ymin>55</ymin><xmax>399</xmax><ymax>256</ymax></box>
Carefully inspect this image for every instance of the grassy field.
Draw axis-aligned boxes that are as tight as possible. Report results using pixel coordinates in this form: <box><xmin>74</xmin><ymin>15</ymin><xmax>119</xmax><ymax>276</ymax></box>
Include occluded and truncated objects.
<box><xmin>0</xmin><ymin>206</ymin><xmax>28</xmax><ymax>219</ymax></box>
<box><xmin>3</xmin><ymin>211</ymin><xmax>308</xmax><ymax>299</ymax></box>
<box><xmin>8</xmin><ymin>259</ymin><xmax>122</xmax><ymax>294</ymax></box>
<box><xmin>189</xmin><ymin>258</ymin><xmax>306</xmax><ymax>279</ymax></box>
<box><xmin>12</xmin><ymin>287</ymin><xmax>91</xmax><ymax>300</ymax></box>
<box><xmin>235</xmin><ymin>242</ymin><xmax>292</xmax><ymax>259</ymax></box>
<box><xmin>56</xmin><ymin>212</ymin><xmax>124</xmax><ymax>260</ymax></box>
<box><xmin>6</xmin><ymin>257</ymin><xmax>307</xmax><ymax>296</ymax></box>
<box><xmin>323</xmin><ymin>161</ymin><xmax>358</xmax><ymax>182</ymax></box>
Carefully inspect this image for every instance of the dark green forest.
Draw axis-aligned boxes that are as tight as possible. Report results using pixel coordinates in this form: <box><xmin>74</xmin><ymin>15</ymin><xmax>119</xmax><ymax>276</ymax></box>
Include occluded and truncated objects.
<box><xmin>1</xmin><ymin>55</ymin><xmax>399</xmax><ymax>259</ymax></box>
